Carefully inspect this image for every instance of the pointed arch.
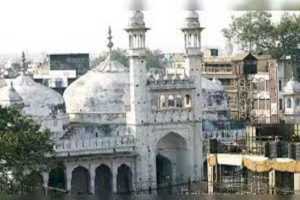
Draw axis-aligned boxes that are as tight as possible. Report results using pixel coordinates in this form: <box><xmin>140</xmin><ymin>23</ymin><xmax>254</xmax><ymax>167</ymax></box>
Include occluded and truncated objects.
<box><xmin>95</xmin><ymin>164</ymin><xmax>112</xmax><ymax>195</ymax></box>
<box><xmin>71</xmin><ymin>166</ymin><xmax>90</xmax><ymax>194</ymax></box>
<box><xmin>117</xmin><ymin>164</ymin><xmax>132</xmax><ymax>194</ymax></box>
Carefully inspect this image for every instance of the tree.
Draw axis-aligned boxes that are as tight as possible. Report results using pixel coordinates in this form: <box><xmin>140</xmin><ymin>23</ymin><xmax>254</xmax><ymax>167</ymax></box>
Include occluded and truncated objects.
<box><xmin>144</xmin><ymin>49</ymin><xmax>165</xmax><ymax>70</ymax></box>
<box><xmin>0</xmin><ymin>106</ymin><xmax>53</xmax><ymax>194</ymax></box>
<box><xmin>274</xmin><ymin>13</ymin><xmax>300</xmax><ymax>58</ymax></box>
<box><xmin>222</xmin><ymin>11</ymin><xmax>275</xmax><ymax>55</ymax></box>
<box><xmin>90</xmin><ymin>48</ymin><xmax>129</xmax><ymax>68</ymax></box>
<box><xmin>223</xmin><ymin>11</ymin><xmax>300</xmax><ymax>59</ymax></box>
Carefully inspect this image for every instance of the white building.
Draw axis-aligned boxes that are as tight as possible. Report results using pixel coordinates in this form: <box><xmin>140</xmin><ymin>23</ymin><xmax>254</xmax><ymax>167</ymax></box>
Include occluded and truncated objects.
<box><xmin>283</xmin><ymin>78</ymin><xmax>300</xmax><ymax>123</ymax></box>
<box><xmin>0</xmin><ymin>9</ymin><xmax>231</xmax><ymax>195</ymax></box>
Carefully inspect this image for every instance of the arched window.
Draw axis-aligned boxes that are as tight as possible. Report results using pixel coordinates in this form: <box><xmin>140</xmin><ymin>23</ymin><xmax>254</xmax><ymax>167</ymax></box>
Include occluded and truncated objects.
<box><xmin>176</xmin><ymin>95</ymin><xmax>183</xmax><ymax>108</ymax></box>
<box><xmin>287</xmin><ymin>98</ymin><xmax>292</xmax><ymax>108</ymax></box>
<box><xmin>160</xmin><ymin>95</ymin><xmax>166</xmax><ymax>109</ymax></box>
<box><xmin>168</xmin><ymin>95</ymin><xmax>175</xmax><ymax>108</ymax></box>
<box><xmin>296</xmin><ymin>98</ymin><xmax>300</xmax><ymax>107</ymax></box>
<box><xmin>185</xmin><ymin>95</ymin><xmax>191</xmax><ymax>107</ymax></box>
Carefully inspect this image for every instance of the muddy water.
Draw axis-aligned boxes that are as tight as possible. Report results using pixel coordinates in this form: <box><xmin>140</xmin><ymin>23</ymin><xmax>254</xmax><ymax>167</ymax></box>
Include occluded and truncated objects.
<box><xmin>16</xmin><ymin>193</ymin><xmax>300</xmax><ymax>200</ymax></box>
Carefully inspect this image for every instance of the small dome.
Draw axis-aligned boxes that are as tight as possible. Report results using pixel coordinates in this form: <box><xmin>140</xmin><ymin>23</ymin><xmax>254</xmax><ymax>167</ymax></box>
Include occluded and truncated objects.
<box><xmin>186</xmin><ymin>10</ymin><xmax>199</xmax><ymax>19</ymax></box>
<box><xmin>64</xmin><ymin>56</ymin><xmax>130</xmax><ymax>116</ymax></box>
<box><xmin>284</xmin><ymin>78</ymin><xmax>300</xmax><ymax>94</ymax></box>
<box><xmin>202</xmin><ymin>77</ymin><xmax>224</xmax><ymax>91</ymax></box>
<box><xmin>183</xmin><ymin>10</ymin><xmax>200</xmax><ymax>28</ymax></box>
<box><xmin>212</xmin><ymin>77</ymin><xmax>222</xmax><ymax>86</ymax></box>
<box><xmin>128</xmin><ymin>10</ymin><xmax>145</xmax><ymax>28</ymax></box>
<box><xmin>12</xmin><ymin>74</ymin><xmax>65</xmax><ymax>117</ymax></box>
<box><xmin>0</xmin><ymin>82</ymin><xmax>23</xmax><ymax>107</ymax></box>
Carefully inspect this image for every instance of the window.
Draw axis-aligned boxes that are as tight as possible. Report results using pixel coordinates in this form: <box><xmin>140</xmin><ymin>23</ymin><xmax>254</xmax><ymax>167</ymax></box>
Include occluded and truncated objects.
<box><xmin>160</xmin><ymin>95</ymin><xmax>166</xmax><ymax>108</ymax></box>
<box><xmin>168</xmin><ymin>95</ymin><xmax>175</xmax><ymax>107</ymax></box>
<box><xmin>296</xmin><ymin>98</ymin><xmax>300</xmax><ymax>107</ymax></box>
<box><xmin>279</xmin><ymin>80</ymin><xmax>282</xmax><ymax>91</ymax></box>
<box><xmin>176</xmin><ymin>95</ymin><xmax>183</xmax><ymax>108</ymax></box>
<box><xmin>279</xmin><ymin>99</ymin><xmax>283</xmax><ymax>110</ymax></box>
<box><xmin>185</xmin><ymin>95</ymin><xmax>191</xmax><ymax>107</ymax></box>
<box><xmin>287</xmin><ymin>98</ymin><xmax>292</xmax><ymax>108</ymax></box>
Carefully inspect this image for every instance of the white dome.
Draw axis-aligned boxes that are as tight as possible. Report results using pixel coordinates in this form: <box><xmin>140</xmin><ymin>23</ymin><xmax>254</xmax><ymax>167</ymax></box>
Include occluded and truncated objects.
<box><xmin>12</xmin><ymin>74</ymin><xmax>65</xmax><ymax>117</ymax></box>
<box><xmin>202</xmin><ymin>77</ymin><xmax>224</xmax><ymax>91</ymax></box>
<box><xmin>283</xmin><ymin>79</ymin><xmax>300</xmax><ymax>94</ymax></box>
<box><xmin>128</xmin><ymin>10</ymin><xmax>145</xmax><ymax>27</ymax></box>
<box><xmin>63</xmin><ymin>56</ymin><xmax>130</xmax><ymax>115</ymax></box>
<box><xmin>186</xmin><ymin>10</ymin><xmax>199</xmax><ymax>19</ymax></box>
<box><xmin>0</xmin><ymin>82</ymin><xmax>23</xmax><ymax>107</ymax></box>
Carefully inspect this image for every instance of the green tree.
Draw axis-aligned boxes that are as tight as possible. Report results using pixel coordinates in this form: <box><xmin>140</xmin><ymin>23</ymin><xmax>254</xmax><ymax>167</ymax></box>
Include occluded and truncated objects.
<box><xmin>223</xmin><ymin>11</ymin><xmax>300</xmax><ymax>59</ymax></box>
<box><xmin>144</xmin><ymin>49</ymin><xmax>165</xmax><ymax>70</ymax></box>
<box><xmin>274</xmin><ymin>13</ymin><xmax>300</xmax><ymax>58</ymax></box>
<box><xmin>0</xmin><ymin>106</ymin><xmax>53</xmax><ymax>194</ymax></box>
<box><xmin>91</xmin><ymin>48</ymin><xmax>129</xmax><ymax>68</ymax></box>
<box><xmin>222</xmin><ymin>11</ymin><xmax>275</xmax><ymax>54</ymax></box>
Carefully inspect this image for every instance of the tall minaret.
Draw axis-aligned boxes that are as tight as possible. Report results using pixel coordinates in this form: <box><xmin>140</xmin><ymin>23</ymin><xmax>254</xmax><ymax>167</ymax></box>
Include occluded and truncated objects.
<box><xmin>126</xmin><ymin>10</ymin><xmax>150</xmax><ymax>126</ymax></box>
<box><xmin>182</xmin><ymin>10</ymin><xmax>204</xmax><ymax>77</ymax></box>
<box><xmin>182</xmin><ymin>10</ymin><xmax>203</xmax><ymax>121</ymax></box>
<box><xmin>182</xmin><ymin>10</ymin><xmax>204</xmax><ymax>180</ymax></box>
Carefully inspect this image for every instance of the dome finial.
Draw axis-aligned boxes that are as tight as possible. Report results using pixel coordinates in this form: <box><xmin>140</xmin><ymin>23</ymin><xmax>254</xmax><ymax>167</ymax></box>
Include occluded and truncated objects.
<box><xmin>107</xmin><ymin>26</ymin><xmax>113</xmax><ymax>54</ymax></box>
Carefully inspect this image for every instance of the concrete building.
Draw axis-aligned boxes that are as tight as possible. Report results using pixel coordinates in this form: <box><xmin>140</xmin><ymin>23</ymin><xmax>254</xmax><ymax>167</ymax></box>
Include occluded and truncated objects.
<box><xmin>203</xmin><ymin>52</ymin><xmax>279</xmax><ymax>124</ymax></box>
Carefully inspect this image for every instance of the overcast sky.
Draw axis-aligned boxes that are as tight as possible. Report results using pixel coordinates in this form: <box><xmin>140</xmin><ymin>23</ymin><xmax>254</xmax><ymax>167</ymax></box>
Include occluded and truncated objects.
<box><xmin>0</xmin><ymin>0</ymin><xmax>298</xmax><ymax>55</ymax></box>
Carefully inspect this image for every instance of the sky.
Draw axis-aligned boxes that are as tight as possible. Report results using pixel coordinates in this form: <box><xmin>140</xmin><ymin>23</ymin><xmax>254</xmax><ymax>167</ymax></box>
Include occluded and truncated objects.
<box><xmin>0</xmin><ymin>0</ymin><xmax>298</xmax><ymax>55</ymax></box>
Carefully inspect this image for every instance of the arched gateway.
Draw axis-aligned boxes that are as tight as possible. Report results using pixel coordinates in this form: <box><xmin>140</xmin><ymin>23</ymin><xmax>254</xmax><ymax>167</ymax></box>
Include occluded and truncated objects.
<box><xmin>156</xmin><ymin>132</ymin><xmax>190</xmax><ymax>189</ymax></box>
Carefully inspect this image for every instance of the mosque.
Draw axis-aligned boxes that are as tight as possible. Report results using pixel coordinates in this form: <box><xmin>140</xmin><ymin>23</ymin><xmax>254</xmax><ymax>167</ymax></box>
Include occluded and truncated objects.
<box><xmin>0</xmin><ymin>9</ymin><xmax>230</xmax><ymax>194</ymax></box>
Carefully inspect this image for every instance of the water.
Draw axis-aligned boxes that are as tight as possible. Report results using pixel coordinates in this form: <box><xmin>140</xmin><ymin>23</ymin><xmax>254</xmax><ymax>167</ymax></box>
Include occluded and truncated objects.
<box><xmin>15</xmin><ymin>193</ymin><xmax>300</xmax><ymax>200</ymax></box>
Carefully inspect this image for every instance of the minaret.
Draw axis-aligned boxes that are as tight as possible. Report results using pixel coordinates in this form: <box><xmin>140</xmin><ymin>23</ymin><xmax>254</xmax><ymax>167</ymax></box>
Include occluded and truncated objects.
<box><xmin>182</xmin><ymin>10</ymin><xmax>204</xmax><ymax>180</ymax></box>
<box><xmin>182</xmin><ymin>10</ymin><xmax>204</xmax><ymax>77</ymax></box>
<box><xmin>126</xmin><ymin>10</ymin><xmax>150</xmax><ymax>126</ymax></box>
<box><xmin>21</xmin><ymin>51</ymin><xmax>27</xmax><ymax>75</ymax></box>
<box><xmin>182</xmin><ymin>10</ymin><xmax>203</xmax><ymax>121</ymax></box>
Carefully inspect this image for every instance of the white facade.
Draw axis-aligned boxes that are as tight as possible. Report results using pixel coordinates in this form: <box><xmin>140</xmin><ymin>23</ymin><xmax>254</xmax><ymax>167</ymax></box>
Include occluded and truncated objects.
<box><xmin>0</xmin><ymin>10</ymin><xmax>231</xmax><ymax>195</ymax></box>
<box><xmin>283</xmin><ymin>78</ymin><xmax>300</xmax><ymax>123</ymax></box>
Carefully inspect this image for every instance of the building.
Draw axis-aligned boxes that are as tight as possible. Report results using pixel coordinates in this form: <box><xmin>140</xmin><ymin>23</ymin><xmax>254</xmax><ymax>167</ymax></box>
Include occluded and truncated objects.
<box><xmin>48</xmin><ymin>53</ymin><xmax>89</xmax><ymax>76</ymax></box>
<box><xmin>31</xmin><ymin>53</ymin><xmax>89</xmax><ymax>94</ymax></box>
<box><xmin>202</xmin><ymin>51</ymin><xmax>279</xmax><ymax>124</ymax></box>
<box><xmin>0</xmin><ymin>9</ymin><xmax>236</xmax><ymax>195</ymax></box>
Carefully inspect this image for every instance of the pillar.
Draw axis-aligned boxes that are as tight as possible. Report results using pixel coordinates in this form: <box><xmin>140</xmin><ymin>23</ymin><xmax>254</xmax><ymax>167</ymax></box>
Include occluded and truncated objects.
<box><xmin>89</xmin><ymin>167</ymin><xmax>95</xmax><ymax>194</ymax></box>
<box><xmin>172</xmin><ymin>162</ymin><xmax>177</xmax><ymax>185</ymax></box>
<box><xmin>208</xmin><ymin>164</ymin><xmax>215</xmax><ymax>194</ymax></box>
<box><xmin>65</xmin><ymin>166</ymin><xmax>73</xmax><ymax>193</ymax></box>
<box><xmin>294</xmin><ymin>173</ymin><xmax>300</xmax><ymax>193</ymax></box>
<box><xmin>269</xmin><ymin>170</ymin><xmax>276</xmax><ymax>194</ymax></box>
<box><xmin>41</xmin><ymin>171</ymin><xmax>49</xmax><ymax>196</ymax></box>
<box><xmin>112</xmin><ymin>163</ymin><xmax>118</xmax><ymax>193</ymax></box>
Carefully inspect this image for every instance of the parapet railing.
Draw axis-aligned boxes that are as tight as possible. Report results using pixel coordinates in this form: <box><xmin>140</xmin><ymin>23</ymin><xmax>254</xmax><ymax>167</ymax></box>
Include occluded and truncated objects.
<box><xmin>54</xmin><ymin>135</ymin><xmax>136</xmax><ymax>156</ymax></box>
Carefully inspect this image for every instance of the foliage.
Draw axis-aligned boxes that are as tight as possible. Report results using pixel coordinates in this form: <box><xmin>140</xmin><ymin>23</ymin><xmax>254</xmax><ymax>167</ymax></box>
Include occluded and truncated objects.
<box><xmin>144</xmin><ymin>49</ymin><xmax>165</xmax><ymax>70</ymax></box>
<box><xmin>0</xmin><ymin>106</ymin><xmax>53</xmax><ymax>194</ymax></box>
<box><xmin>291</xmin><ymin>134</ymin><xmax>300</xmax><ymax>143</ymax></box>
<box><xmin>274</xmin><ymin>13</ymin><xmax>300</xmax><ymax>58</ymax></box>
<box><xmin>91</xmin><ymin>48</ymin><xmax>165</xmax><ymax>70</ymax></box>
<box><xmin>222</xmin><ymin>11</ymin><xmax>300</xmax><ymax>59</ymax></box>
<box><xmin>90</xmin><ymin>48</ymin><xmax>128</xmax><ymax>67</ymax></box>
<box><xmin>222</xmin><ymin>11</ymin><xmax>274</xmax><ymax>54</ymax></box>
